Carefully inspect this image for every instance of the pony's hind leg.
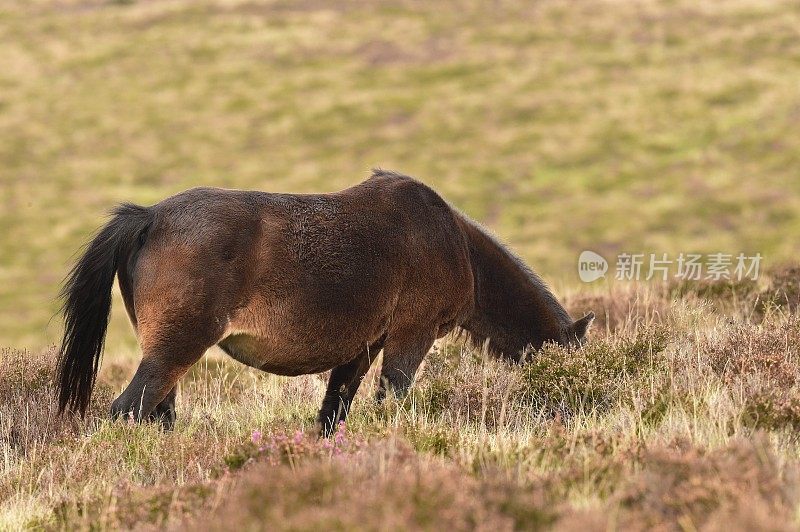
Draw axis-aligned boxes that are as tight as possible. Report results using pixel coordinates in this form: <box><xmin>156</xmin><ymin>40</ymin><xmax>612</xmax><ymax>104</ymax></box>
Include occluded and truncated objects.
<box><xmin>110</xmin><ymin>347</ymin><xmax>200</xmax><ymax>425</ymax></box>
<box><xmin>317</xmin><ymin>337</ymin><xmax>384</xmax><ymax>437</ymax></box>
<box><xmin>147</xmin><ymin>386</ymin><xmax>177</xmax><ymax>429</ymax></box>
<box><xmin>110</xmin><ymin>323</ymin><xmax>219</xmax><ymax>425</ymax></box>
<box><xmin>111</xmin><ymin>231</ymin><xmax>234</xmax><ymax>426</ymax></box>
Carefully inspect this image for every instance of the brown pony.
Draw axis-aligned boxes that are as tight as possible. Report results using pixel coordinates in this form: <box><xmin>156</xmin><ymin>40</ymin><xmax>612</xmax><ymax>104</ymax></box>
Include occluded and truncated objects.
<box><xmin>57</xmin><ymin>170</ymin><xmax>593</xmax><ymax>435</ymax></box>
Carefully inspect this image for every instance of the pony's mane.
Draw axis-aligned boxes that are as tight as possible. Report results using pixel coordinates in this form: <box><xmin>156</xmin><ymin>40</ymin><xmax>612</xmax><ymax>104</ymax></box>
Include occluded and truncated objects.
<box><xmin>455</xmin><ymin>212</ymin><xmax>573</xmax><ymax>359</ymax></box>
<box><xmin>469</xmin><ymin>216</ymin><xmax>571</xmax><ymax>323</ymax></box>
<box><xmin>370</xmin><ymin>167</ymin><xmax>408</xmax><ymax>180</ymax></box>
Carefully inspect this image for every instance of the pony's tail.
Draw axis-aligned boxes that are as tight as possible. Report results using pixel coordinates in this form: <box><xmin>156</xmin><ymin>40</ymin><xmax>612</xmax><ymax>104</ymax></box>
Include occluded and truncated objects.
<box><xmin>57</xmin><ymin>203</ymin><xmax>153</xmax><ymax>416</ymax></box>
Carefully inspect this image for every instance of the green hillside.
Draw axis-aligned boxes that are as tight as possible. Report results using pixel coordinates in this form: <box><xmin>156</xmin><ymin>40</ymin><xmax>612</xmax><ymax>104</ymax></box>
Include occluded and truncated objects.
<box><xmin>2</xmin><ymin>0</ymin><xmax>799</xmax><ymax>348</ymax></box>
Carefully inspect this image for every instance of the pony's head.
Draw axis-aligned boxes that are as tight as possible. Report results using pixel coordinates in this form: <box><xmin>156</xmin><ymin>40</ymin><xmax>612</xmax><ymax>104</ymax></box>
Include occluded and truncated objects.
<box><xmin>561</xmin><ymin>311</ymin><xmax>595</xmax><ymax>347</ymax></box>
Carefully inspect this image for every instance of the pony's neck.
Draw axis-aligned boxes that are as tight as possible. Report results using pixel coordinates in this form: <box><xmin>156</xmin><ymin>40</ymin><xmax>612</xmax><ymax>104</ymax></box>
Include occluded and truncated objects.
<box><xmin>459</xmin><ymin>217</ymin><xmax>572</xmax><ymax>360</ymax></box>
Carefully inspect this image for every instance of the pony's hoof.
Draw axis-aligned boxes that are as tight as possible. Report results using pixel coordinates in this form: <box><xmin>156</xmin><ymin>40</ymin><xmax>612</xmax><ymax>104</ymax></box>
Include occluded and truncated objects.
<box><xmin>148</xmin><ymin>406</ymin><xmax>176</xmax><ymax>431</ymax></box>
<box><xmin>315</xmin><ymin>419</ymin><xmax>338</xmax><ymax>439</ymax></box>
<box><xmin>109</xmin><ymin>398</ymin><xmax>132</xmax><ymax>421</ymax></box>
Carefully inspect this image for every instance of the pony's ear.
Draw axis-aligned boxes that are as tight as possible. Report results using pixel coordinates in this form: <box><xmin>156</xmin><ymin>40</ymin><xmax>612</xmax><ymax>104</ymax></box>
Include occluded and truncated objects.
<box><xmin>571</xmin><ymin>312</ymin><xmax>595</xmax><ymax>340</ymax></box>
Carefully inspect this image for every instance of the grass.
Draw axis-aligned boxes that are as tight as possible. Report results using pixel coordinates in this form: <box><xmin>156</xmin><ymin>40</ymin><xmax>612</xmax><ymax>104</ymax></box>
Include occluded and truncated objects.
<box><xmin>3</xmin><ymin>273</ymin><xmax>800</xmax><ymax>529</ymax></box>
<box><xmin>2</xmin><ymin>0</ymin><xmax>800</xmax><ymax>529</ymax></box>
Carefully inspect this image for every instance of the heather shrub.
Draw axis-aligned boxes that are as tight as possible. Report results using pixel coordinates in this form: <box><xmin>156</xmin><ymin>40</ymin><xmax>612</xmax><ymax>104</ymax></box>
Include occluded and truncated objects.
<box><xmin>706</xmin><ymin>317</ymin><xmax>800</xmax><ymax>391</ymax></box>
<box><xmin>756</xmin><ymin>264</ymin><xmax>800</xmax><ymax>315</ymax></box>
<box><xmin>51</xmin><ymin>482</ymin><xmax>219</xmax><ymax>531</ymax></box>
<box><xmin>0</xmin><ymin>348</ymin><xmax>114</xmax><ymax>462</ymax></box>
<box><xmin>517</xmin><ymin>326</ymin><xmax>670</xmax><ymax>419</ymax></box>
<box><xmin>249</xmin><ymin>423</ymin><xmax>368</xmax><ymax>465</ymax></box>
<box><xmin>741</xmin><ymin>392</ymin><xmax>800</xmax><ymax>432</ymax></box>
<box><xmin>615</xmin><ymin>438</ymin><xmax>794</xmax><ymax>530</ymax></box>
<box><xmin>192</xmin><ymin>440</ymin><xmax>559</xmax><ymax>532</ymax></box>
<box><xmin>414</xmin><ymin>343</ymin><xmax>525</xmax><ymax>429</ymax></box>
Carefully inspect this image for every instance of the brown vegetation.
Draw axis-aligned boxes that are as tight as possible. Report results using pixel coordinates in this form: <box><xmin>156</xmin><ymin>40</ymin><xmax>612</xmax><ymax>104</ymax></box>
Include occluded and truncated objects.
<box><xmin>3</xmin><ymin>270</ymin><xmax>800</xmax><ymax>529</ymax></box>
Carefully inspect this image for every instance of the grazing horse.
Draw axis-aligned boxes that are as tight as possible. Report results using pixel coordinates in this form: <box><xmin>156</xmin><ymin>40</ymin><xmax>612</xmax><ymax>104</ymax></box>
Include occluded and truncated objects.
<box><xmin>57</xmin><ymin>170</ymin><xmax>594</xmax><ymax>435</ymax></box>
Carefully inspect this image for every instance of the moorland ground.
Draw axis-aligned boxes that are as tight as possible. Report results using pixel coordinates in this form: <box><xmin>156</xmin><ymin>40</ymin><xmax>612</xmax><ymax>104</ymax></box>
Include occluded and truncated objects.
<box><xmin>2</xmin><ymin>0</ymin><xmax>800</xmax><ymax>529</ymax></box>
<box><xmin>4</xmin><ymin>276</ymin><xmax>800</xmax><ymax>529</ymax></box>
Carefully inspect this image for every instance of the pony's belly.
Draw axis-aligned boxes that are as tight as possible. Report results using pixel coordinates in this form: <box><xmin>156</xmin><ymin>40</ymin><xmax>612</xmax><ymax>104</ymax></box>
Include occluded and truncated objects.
<box><xmin>217</xmin><ymin>332</ymin><xmax>340</xmax><ymax>376</ymax></box>
<box><xmin>217</xmin><ymin>333</ymin><xmax>268</xmax><ymax>369</ymax></box>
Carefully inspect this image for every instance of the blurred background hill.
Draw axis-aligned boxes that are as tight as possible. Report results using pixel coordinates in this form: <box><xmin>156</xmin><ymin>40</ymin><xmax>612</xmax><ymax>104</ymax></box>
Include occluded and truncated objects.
<box><xmin>1</xmin><ymin>0</ymin><xmax>799</xmax><ymax>348</ymax></box>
